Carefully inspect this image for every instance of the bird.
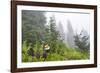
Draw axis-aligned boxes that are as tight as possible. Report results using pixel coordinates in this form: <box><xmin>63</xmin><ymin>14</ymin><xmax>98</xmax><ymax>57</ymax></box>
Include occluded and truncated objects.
<box><xmin>35</xmin><ymin>51</ymin><xmax>41</xmax><ymax>59</ymax></box>
<box><xmin>43</xmin><ymin>50</ymin><xmax>48</xmax><ymax>61</ymax></box>
<box><xmin>42</xmin><ymin>43</ymin><xmax>50</xmax><ymax>61</ymax></box>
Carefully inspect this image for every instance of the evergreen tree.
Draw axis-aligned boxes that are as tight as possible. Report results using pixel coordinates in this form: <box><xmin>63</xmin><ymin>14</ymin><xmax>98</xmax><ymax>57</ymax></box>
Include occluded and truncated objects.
<box><xmin>66</xmin><ymin>20</ymin><xmax>75</xmax><ymax>48</ymax></box>
<box><xmin>57</xmin><ymin>22</ymin><xmax>65</xmax><ymax>41</ymax></box>
<box><xmin>22</xmin><ymin>10</ymin><xmax>46</xmax><ymax>45</ymax></box>
<box><xmin>49</xmin><ymin>15</ymin><xmax>59</xmax><ymax>53</ymax></box>
<box><xmin>74</xmin><ymin>30</ymin><xmax>90</xmax><ymax>51</ymax></box>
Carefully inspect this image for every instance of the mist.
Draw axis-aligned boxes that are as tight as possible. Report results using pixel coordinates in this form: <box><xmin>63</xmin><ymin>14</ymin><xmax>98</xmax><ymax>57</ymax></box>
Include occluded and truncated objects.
<box><xmin>45</xmin><ymin>12</ymin><xmax>90</xmax><ymax>48</ymax></box>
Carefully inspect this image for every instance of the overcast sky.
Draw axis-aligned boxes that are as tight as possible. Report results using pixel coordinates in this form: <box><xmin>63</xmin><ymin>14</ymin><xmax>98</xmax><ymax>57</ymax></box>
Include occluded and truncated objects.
<box><xmin>45</xmin><ymin>12</ymin><xmax>90</xmax><ymax>35</ymax></box>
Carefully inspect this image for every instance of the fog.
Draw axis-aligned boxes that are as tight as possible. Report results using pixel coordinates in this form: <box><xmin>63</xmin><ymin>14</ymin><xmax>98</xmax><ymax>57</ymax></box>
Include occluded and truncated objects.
<box><xmin>45</xmin><ymin>12</ymin><xmax>90</xmax><ymax>48</ymax></box>
<box><xmin>46</xmin><ymin>12</ymin><xmax>90</xmax><ymax>34</ymax></box>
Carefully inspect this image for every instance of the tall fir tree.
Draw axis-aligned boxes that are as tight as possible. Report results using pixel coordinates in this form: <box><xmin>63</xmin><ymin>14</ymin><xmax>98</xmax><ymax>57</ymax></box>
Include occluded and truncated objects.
<box><xmin>74</xmin><ymin>30</ymin><xmax>90</xmax><ymax>51</ymax></box>
<box><xmin>66</xmin><ymin>20</ymin><xmax>75</xmax><ymax>48</ymax></box>
<box><xmin>49</xmin><ymin>15</ymin><xmax>59</xmax><ymax>53</ymax></box>
<box><xmin>22</xmin><ymin>10</ymin><xmax>46</xmax><ymax>45</ymax></box>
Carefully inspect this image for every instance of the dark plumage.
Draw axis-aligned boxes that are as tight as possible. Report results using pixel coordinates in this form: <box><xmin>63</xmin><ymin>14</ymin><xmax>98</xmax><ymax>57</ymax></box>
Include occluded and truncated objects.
<box><xmin>43</xmin><ymin>50</ymin><xmax>48</xmax><ymax>60</ymax></box>
<box><xmin>27</xmin><ymin>47</ymin><xmax>35</xmax><ymax>57</ymax></box>
<box><xmin>36</xmin><ymin>51</ymin><xmax>41</xmax><ymax>59</ymax></box>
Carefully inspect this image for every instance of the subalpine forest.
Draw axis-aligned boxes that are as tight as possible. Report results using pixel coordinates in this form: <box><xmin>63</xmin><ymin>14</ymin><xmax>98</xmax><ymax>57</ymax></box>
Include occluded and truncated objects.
<box><xmin>22</xmin><ymin>10</ymin><xmax>90</xmax><ymax>62</ymax></box>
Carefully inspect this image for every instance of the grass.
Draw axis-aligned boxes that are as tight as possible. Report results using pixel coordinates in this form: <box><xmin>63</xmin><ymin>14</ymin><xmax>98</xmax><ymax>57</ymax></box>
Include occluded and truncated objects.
<box><xmin>22</xmin><ymin>41</ymin><xmax>89</xmax><ymax>62</ymax></box>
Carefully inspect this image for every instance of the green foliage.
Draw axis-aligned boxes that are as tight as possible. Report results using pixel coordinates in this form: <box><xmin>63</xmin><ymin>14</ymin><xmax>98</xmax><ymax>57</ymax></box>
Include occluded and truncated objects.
<box><xmin>74</xmin><ymin>30</ymin><xmax>90</xmax><ymax>51</ymax></box>
<box><xmin>48</xmin><ymin>16</ymin><xmax>60</xmax><ymax>53</ymax></box>
<box><xmin>22</xmin><ymin>10</ymin><xmax>46</xmax><ymax>44</ymax></box>
<box><xmin>22</xmin><ymin>40</ymin><xmax>89</xmax><ymax>62</ymax></box>
<box><xmin>22</xmin><ymin>41</ymin><xmax>29</xmax><ymax>62</ymax></box>
<box><xmin>63</xmin><ymin>48</ymin><xmax>89</xmax><ymax>60</ymax></box>
<box><xmin>46</xmin><ymin>53</ymin><xmax>65</xmax><ymax>61</ymax></box>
